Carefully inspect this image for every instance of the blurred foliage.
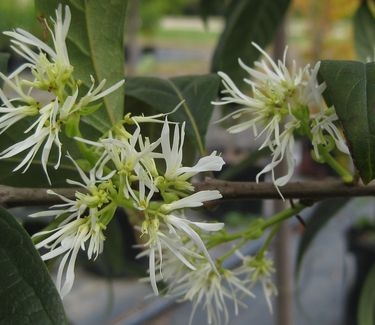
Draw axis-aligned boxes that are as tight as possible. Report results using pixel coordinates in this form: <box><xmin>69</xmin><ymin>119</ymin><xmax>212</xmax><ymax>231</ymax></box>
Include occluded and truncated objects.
<box><xmin>293</xmin><ymin>0</ymin><xmax>357</xmax><ymax>19</ymax></box>
<box><xmin>288</xmin><ymin>0</ymin><xmax>358</xmax><ymax>62</ymax></box>
<box><xmin>0</xmin><ymin>0</ymin><xmax>39</xmax><ymax>51</ymax></box>
<box><xmin>140</xmin><ymin>0</ymin><xmax>199</xmax><ymax>34</ymax></box>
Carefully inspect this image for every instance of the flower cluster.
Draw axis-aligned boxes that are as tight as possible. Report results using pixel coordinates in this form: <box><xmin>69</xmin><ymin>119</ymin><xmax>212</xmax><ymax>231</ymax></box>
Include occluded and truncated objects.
<box><xmin>214</xmin><ymin>43</ymin><xmax>350</xmax><ymax>192</ymax></box>
<box><xmin>31</xmin><ymin>117</ymin><xmax>225</xmax><ymax>298</ymax></box>
<box><xmin>151</xmin><ymin>247</ymin><xmax>277</xmax><ymax>325</ymax></box>
<box><xmin>0</xmin><ymin>5</ymin><xmax>124</xmax><ymax>182</ymax></box>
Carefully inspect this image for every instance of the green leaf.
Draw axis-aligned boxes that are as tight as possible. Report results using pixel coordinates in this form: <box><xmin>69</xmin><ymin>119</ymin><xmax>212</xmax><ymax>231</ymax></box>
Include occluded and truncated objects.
<box><xmin>358</xmin><ymin>263</ymin><xmax>375</xmax><ymax>325</ymax></box>
<box><xmin>35</xmin><ymin>0</ymin><xmax>127</xmax><ymax>133</ymax></box>
<box><xmin>295</xmin><ymin>198</ymin><xmax>348</xmax><ymax>276</ymax></box>
<box><xmin>211</xmin><ymin>0</ymin><xmax>290</xmax><ymax>85</ymax></box>
<box><xmin>353</xmin><ymin>2</ymin><xmax>375</xmax><ymax>61</ymax></box>
<box><xmin>199</xmin><ymin>0</ymin><xmax>222</xmax><ymax>26</ymax></box>
<box><xmin>0</xmin><ymin>207</ymin><xmax>67</xmax><ymax>324</ymax></box>
<box><xmin>125</xmin><ymin>74</ymin><xmax>221</xmax><ymax>155</ymax></box>
<box><xmin>319</xmin><ymin>61</ymin><xmax>375</xmax><ymax>183</ymax></box>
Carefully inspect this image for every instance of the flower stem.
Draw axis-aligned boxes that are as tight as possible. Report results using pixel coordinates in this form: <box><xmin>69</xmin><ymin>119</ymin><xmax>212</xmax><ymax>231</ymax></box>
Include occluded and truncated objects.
<box><xmin>216</xmin><ymin>238</ymin><xmax>247</xmax><ymax>265</ymax></box>
<box><xmin>318</xmin><ymin>146</ymin><xmax>353</xmax><ymax>183</ymax></box>
<box><xmin>261</xmin><ymin>202</ymin><xmax>306</xmax><ymax>230</ymax></box>
<box><xmin>257</xmin><ymin>223</ymin><xmax>281</xmax><ymax>259</ymax></box>
<box><xmin>208</xmin><ymin>203</ymin><xmax>306</xmax><ymax>251</ymax></box>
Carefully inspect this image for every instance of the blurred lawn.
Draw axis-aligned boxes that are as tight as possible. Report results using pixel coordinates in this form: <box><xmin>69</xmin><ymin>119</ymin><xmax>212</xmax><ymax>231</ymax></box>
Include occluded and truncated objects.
<box><xmin>137</xmin><ymin>17</ymin><xmax>221</xmax><ymax>76</ymax></box>
<box><xmin>136</xmin><ymin>15</ymin><xmax>356</xmax><ymax>77</ymax></box>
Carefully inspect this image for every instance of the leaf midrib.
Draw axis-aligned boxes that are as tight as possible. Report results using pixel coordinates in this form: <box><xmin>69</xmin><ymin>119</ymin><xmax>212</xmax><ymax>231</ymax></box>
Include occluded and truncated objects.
<box><xmin>166</xmin><ymin>79</ymin><xmax>205</xmax><ymax>156</ymax></box>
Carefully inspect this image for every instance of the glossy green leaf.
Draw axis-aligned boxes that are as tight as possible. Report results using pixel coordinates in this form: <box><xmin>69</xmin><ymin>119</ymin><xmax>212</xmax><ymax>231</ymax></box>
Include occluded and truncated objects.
<box><xmin>35</xmin><ymin>0</ymin><xmax>126</xmax><ymax>133</ymax></box>
<box><xmin>319</xmin><ymin>60</ymin><xmax>375</xmax><ymax>183</ymax></box>
<box><xmin>125</xmin><ymin>74</ymin><xmax>221</xmax><ymax>155</ymax></box>
<box><xmin>295</xmin><ymin>198</ymin><xmax>348</xmax><ymax>276</ymax></box>
<box><xmin>358</xmin><ymin>263</ymin><xmax>375</xmax><ymax>325</ymax></box>
<box><xmin>0</xmin><ymin>207</ymin><xmax>67</xmax><ymax>324</ymax></box>
<box><xmin>353</xmin><ymin>2</ymin><xmax>375</xmax><ymax>61</ymax></box>
<box><xmin>211</xmin><ymin>0</ymin><xmax>290</xmax><ymax>85</ymax></box>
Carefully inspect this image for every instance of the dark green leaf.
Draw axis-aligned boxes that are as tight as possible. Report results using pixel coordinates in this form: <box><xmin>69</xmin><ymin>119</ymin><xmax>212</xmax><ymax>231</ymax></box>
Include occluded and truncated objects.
<box><xmin>199</xmin><ymin>0</ymin><xmax>223</xmax><ymax>26</ymax></box>
<box><xmin>319</xmin><ymin>61</ymin><xmax>375</xmax><ymax>183</ymax></box>
<box><xmin>125</xmin><ymin>74</ymin><xmax>221</xmax><ymax>155</ymax></box>
<box><xmin>358</xmin><ymin>263</ymin><xmax>375</xmax><ymax>325</ymax></box>
<box><xmin>211</xmin><ymin>0</ymin><xmax>290</xmax><ymax>85</ymax></box>
<box><xmin>35</xmin><ymin>0</ymin><xmax>127</xmax><ymax>133</ymax></box>
<box><xmin>0</xmin><ymin>207</ymin><xmax>67</xmax><ymax>324</ymax></box>
<box><xmin>353</xmin><ymin>2</ymin><xmax>375</xmax><ymax>61</ymax></box>
<box><xmin>295</xmin><ymin>198</ymin><xmax>348</xmax><ymax>276</ymax></box>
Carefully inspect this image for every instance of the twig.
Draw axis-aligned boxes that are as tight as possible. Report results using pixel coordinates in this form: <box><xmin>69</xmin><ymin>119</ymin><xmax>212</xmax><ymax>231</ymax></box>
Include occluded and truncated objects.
<box><xmin>0</xmin><ymin>186</ymin><xmax>77</xmax><ymax>207</ymax></box>
<box><xmin>194</xmin><ymin>178</ymin><xmax>375</xmax><ymax>200</ymax></box>
<box><xmin>1</xmin><ymin>179</ymin><xmax>375</xmax><ymax>207</ymax></box>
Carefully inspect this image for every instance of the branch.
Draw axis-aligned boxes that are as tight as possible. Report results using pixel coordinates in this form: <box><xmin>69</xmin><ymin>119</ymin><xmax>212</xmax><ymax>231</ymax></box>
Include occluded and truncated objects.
<box><xmin>195</xmin><ymin>179</ymin><xmax>375</xmax><ymax>201</ymax></box>
<box><xmin>0</xmin><ymin>186</ymin><xmax>77</xmax><ymax>207</ymax></box>
<box><xmin>1</xmin><ymin>179</ymin><xmax>375</xmax><ymax>207</ymax></box>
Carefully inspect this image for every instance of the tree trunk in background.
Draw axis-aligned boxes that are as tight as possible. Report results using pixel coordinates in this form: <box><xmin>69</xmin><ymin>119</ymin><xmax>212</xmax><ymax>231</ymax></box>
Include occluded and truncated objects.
<box><xmin>272</xmin><ymin>20</ymin><xmax>295</xmax><ymax>325</ymax></box>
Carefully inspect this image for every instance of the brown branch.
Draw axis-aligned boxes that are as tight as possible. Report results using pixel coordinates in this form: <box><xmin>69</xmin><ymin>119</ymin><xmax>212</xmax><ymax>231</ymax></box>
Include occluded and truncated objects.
<box><xmin>1</xmin><ymin>179</ymin><xmax>375</xmax><ymax>207</ymax></box>
<box><xmin>0</xmin><ymin>186</ymin><xmax>77</xmax><ymax>207</ymax></box>
<box><xmin>194</xmin><ymin>179</ymin><xmax>375</xmax><ymax>201</ymax></box>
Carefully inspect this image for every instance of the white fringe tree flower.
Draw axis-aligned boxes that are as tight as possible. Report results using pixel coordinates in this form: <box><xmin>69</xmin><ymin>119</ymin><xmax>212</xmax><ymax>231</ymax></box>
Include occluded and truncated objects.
<box><xmin>0</xmin><ymin>4</ymin><xmax>124</xmax><ymax>181</ymax></box>
<box><xmin>214</xmin><ymin>43</ymin><xmax>350</xmax><ymax>192</ymax></box>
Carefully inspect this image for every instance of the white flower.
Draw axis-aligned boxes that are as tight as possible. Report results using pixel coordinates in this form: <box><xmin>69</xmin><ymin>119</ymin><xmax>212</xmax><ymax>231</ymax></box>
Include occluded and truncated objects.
<box><xmin>167</xmin><ymin>261</ymin><xmax>255</xmax><ymax>325</ymax></box>
<box><xmin>4</xmin><ymin>4</ymin><xmax>73</xmax><ymax>88</ymax></box>
<box><xmin>234</xmin><ymin>252</ymin><xmax>277</xmax><ymax>314</ymax></box>
<box><xmin>30</xmin><ymin>155</ymin><xmax>117</xmax><ymax>297</ymax></box>
<box><xmin>136</xmin><ymin>225</ymin><xmax>200</xmax><ymax>295</ymax></box>
<box><xmin>128</xmin><ymin>166</ymin><xmax>157</xmax><ymax>211</ymax></box>
<box><xmin>0</xmin><ymin>98</ymin><xmax>62</xmax><ymax>183</ymax></box>
<box><xmin>213</xmin><ymin>43</ymin><xmax>315</xmax><ymax>136</ymax></box>
<box><xmin>311</xmin><ymin>109</ymin><xmax>349</xmax><ymax>159</ymax></box>
<box><xmin>214</xmin><ymin>43</ymin><xmax>333</xmax><ymax>191</ymax></box>
<box><xmin>77</xmin><ymin>75</ymin><xmax>124</xmax><ymax>109</ymax></box>
<box><xmin>159</xmin><ymin>119</ymin><xmax>225</xmax><ymax>189</ymax></box>
<box><xmin>80</xmin><ymin>126</ymin><xmax>160</xmax><ymax>199</ymax></box>
<box><xmin>0</xmin><ymin>72</ymin><xmax>41</xmax><ymax>133</ymax></box>
<box><xmin>138</xmin><ymin>205</ymin><xmax>223</xmax><ymax>295</ymax></box>
<box><xmin>161</xmin><ymin>190</ymin><xmax>222</xmax><ymax>211</ymax></box>
<box><xmin>33</xmin><ymin>216</ymin><xmax>105</xmax><ymax>298</ymax></box>
<box><xmin>256</xmin><ymin>120</ymin><xmax>299</xmax><ymax>194</ymax></box>
<box><xmin>30</xmin><ymin>154</ymin><xmax>116</xmax><ymax>224</ymax></box>
<box><xmin>0</xmin><ymin>4</ymin><xmax>124</xmax><ymax>181</ymax></box>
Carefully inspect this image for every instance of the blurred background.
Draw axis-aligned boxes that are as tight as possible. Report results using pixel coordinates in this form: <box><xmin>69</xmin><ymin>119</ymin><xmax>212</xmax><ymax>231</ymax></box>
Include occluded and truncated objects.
<box><xmin>2</xmin><ymin>0</ymin><xmax>375</xmax><ymax>325</ymax></box>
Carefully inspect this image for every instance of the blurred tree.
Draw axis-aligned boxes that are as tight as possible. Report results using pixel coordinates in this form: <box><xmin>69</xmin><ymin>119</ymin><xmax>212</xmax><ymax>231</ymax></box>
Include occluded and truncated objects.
<box><xmin>291</xmin><ymin>0</ymin><xmax>357</xmax><ymax>61</ymax></box>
